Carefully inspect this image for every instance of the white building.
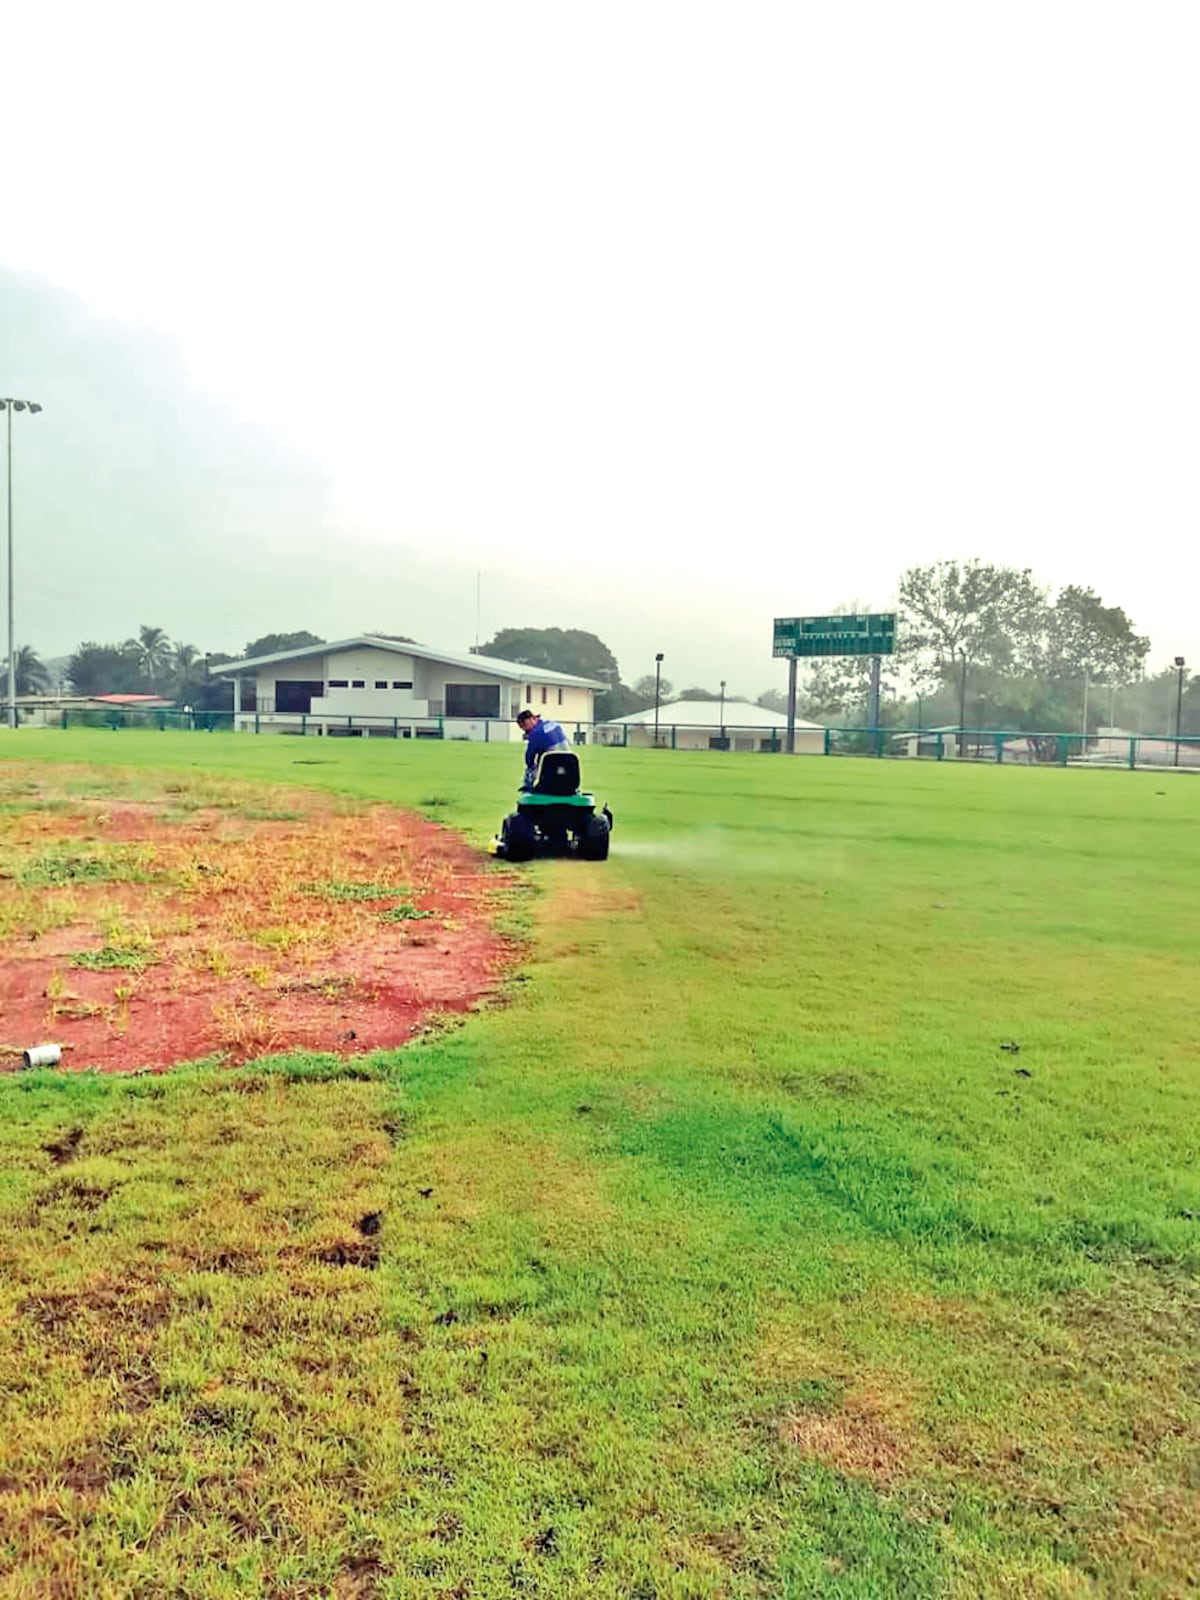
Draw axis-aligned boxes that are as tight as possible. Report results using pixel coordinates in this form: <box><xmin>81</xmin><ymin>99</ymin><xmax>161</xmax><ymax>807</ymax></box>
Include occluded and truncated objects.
<box><xmin>597</xmin><ymin>699</ymin><xmax>825</xmax><ymax>753</ymax></box>
<box><xmin>213</xmin><ymin>637</ymin><xmax>603</xmax><ymax>739</ymax></box>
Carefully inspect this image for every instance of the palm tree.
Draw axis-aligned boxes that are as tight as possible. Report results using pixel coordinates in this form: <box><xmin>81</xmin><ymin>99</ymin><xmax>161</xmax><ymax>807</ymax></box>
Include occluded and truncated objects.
<box><xmin>127</xmin><ymin>625</ymin><xmax>173</xmax><ymax>691</ymax></box>
<box><xmin>171</xmin><ymin>642</ymin><xmax>205</xmax><ymax>702</ymax></box>
<box><xmin>6</xmin><ymin>645</ymin><xmax>51</xmax><ymax>696</ymax></box>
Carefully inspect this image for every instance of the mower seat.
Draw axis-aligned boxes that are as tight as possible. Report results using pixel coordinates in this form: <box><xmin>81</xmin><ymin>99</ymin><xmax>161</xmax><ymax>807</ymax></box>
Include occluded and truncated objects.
<box><xmin>533</xmin><ymin>749</ymin><xmax>582</xmax><ymax>796</ymax></box>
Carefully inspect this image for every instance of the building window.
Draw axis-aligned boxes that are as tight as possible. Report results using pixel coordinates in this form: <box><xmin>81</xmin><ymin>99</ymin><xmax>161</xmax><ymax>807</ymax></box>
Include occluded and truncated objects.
<box><xmin>557</xmin><ymin>688</ymin><xmax>563</xmax><ymax>705</ymax></box>
<box><xmin>352</xmin><ymin>680</ymin><xmax>365</xmax><ymax>689</ymax></box>
<box><xmin>525</xmin><ymin>685</ymin><xmax>532</xmax><ymax>702</ymax></box>
<box><xmin>541</xmin><ymin>686</ymin><xmax>547</xmax><ymax>704</ymax></box>
<box><xmin>328</xmin><ymin>679</ymin><xmax>348</xmax><ymax>688</ymax></box>
<box><xmin>375</xmin><ymin>680</ymin><xmax>388</xmax><ymax>689</ymax></box>
<box><xmin>275</xmin><ymin>680</ymin><xmax>326</xmax><ymax>714</ymax></box>
<box><xmin>392</xmin><ymin>680</ymin><xmax>413</xmax><ymax>690</ymax></box>
<box><xmin>445</xmin><ymin>683</ymin><xmax>501</xmax><ymax>718</ymax></box>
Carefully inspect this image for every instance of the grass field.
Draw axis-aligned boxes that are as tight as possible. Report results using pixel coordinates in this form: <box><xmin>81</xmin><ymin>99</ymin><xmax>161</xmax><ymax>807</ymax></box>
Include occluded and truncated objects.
<box><xmin>1</xmin><ymin>732</ymin><xmax>1198</xmax><ymax>1598</ymax></box>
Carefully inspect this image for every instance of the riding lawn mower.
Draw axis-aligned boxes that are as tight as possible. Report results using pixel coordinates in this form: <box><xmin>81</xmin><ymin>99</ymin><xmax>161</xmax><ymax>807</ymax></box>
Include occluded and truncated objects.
<box><xmin>490</xmin><ymin>750</ymin><xmax>612</xmax><ymax>862</ymax></box>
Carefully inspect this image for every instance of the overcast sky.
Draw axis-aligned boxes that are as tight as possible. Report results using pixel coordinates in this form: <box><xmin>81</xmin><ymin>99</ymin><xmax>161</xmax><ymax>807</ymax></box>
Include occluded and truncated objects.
<box><xmin>3</xmin><ymin>1</ymin><xmax>1198</xmax><ymax>692</ymax></box>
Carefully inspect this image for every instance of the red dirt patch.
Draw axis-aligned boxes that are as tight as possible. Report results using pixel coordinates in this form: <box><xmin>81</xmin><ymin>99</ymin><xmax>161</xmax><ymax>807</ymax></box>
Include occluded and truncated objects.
<box><xmin>0</xmin><ymin>771</ymin><xmax>515</xmax><ymax>1074</ymax></box>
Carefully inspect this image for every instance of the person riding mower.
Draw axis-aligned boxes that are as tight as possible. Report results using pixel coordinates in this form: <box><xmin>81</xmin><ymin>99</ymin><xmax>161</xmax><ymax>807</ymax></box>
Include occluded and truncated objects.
<box><xmin>491</xmin><ymin>720</ymin><xmax>612</xmax><ymax>862</ymax></box>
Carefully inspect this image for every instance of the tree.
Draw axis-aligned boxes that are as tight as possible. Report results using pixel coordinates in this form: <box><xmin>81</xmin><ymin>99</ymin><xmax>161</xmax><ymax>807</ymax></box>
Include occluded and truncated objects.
<box><xmin>898</xmin><ymin>560</ymin><xmax>1048</xmax><ymax>741</ymax></box>
<box><xmin>633</xmin><ymin>673</ymin><xmax>673</xmax><ymax>703</ymax></box>
<box><xmin>1107</xmin><ymin>662</ymin><xmax>1198</xmax><ymax>738</ymax></box>
<box><xmin>593</xmin><ymin>682</ymin><xmax>646</xmax><ymax>720</ymax></box>
<box><xmin>127</xmin><ymin>625</ymin><xmax>173</xmax><ymax>691</ymax></box>
<box><xmin>477</xmin><ymin>626</ymin><xmax>638</xmax><ymax>720</ymax></box>
<box><xmin>677</xmin><ymin>685</ymin><xmax>732</xmax><ymax>702</ymax></box>
<box><xmin>171</xmin><ymin>642</ymin><xmax>207</xmax><ymax>703</ymax></box>
<box><xmin>242</xmin><ymin>631</ymin><xmax>325</xmax><ymax>660</ymax></box>
<box><xmin>475</xmin><ymin>627</ymin><xmax>620</xmax><ymax>685</ymax></box>
<box><xmin>1044</xmin><ymin>586</ymin><xmax>1148</xmax><ymax>690</ymax></box>
<box><xmin>365</xmin><ymin>632</ymin><xmax>416</xmax><ymax>643</ymax></box>
<box><xmin>5</xmin><ymin>645</ymin><xmax>51</xmax><ymax>696</ymax></box>
<box><xmin>800</xmin><ymin>657</ymin><xmax>895</xmax><ymax>722</ymax></box>
<box><xmin>66</xmin><ymin>641</ymin><xmax>147</xmax><ymax>696</ymax></box>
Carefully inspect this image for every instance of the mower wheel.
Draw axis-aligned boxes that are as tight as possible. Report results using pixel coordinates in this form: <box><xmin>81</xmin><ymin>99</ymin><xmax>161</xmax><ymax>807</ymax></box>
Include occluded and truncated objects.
<box><xmin>578</xmin><ymin>813</ymin><xmax>610</xmax><ymax>861</ymax></box>
<box><xmin>501</xmin><ymin>812</ymin><xmax>537</xmax><ymax>863</ymax></box>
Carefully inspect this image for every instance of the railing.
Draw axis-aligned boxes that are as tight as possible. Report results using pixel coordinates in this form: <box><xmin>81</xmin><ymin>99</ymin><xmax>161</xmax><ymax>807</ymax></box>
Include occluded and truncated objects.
<box><xmin>823</xmin><ymin>727</ymin><xmax>1200</xmax><ymax>768</ymax></box>
<box><xmin>22</xmin><ymin>709</ymin><xmax>1200</xmax><ymax>769</ymax></box>
<box><xmin>55</xmin><ymin>708</ymin><xmax>450</xmax><ymax>737</ymax></box>
<box><xmin>54</xmin><ymin>707</ymin><xmax>241</xmax><ymax>733</ymax></box>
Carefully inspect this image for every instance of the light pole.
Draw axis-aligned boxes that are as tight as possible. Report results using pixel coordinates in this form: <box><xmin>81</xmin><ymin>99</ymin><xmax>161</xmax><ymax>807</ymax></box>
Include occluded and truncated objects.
<box><xmin>719</xmin><ymin>678</ymin><xmax>726</xmax><ymax>748</ymax></box>
<box><xmin>654</xmin><ymin>653</ymin><xmax>664</xmax><ymax>747</ymax></box>
<box><xmin>1174</xmin><ymin>656</ymin><xmax>1186</xmax><ymax>767</ymax></box>
<box><xmin>3</xmin><ymin>398</ymin><xmax>44</xmax><ymax>730</ymax></box>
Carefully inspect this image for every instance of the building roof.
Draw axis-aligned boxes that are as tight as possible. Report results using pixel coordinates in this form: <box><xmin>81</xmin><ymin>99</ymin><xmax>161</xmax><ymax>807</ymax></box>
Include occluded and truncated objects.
<box><xmin>213</xmin><ymin>636</ymin><xmax>605</xmax><ymax>690</ymax></box>
<box><xmin>601</xmin><ymin>699</ymin><xmax>822</xmax><ymax>731</ymax></box>
<box><xmin>93</xmin><ymin>693</ymin><xmax>175</xmax><ymax>706</ymax></box>
<box><xmin>13</xmin><ymin>693</ymin><xmax>175</xmax><ymax>709</ymax></box>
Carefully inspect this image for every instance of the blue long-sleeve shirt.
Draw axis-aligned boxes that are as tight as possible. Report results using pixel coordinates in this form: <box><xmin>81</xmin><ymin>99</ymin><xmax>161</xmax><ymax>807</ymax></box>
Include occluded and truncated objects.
<box><xmin>523</xmin><ymin>717</ymin><xmax>570</xmax><ymax>784</ymax></box>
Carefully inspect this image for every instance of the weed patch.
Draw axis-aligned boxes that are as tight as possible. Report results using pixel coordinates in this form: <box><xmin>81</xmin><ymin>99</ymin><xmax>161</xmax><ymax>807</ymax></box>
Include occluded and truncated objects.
<box><xmin>71</xmin><ymin>944</ymin><xmax>157</xmax><ymax>972</ymax></box>
<box><xmin>303</xmin><ymin>880</ymin><xmax>403</xmax><ymax>902</ymax></box>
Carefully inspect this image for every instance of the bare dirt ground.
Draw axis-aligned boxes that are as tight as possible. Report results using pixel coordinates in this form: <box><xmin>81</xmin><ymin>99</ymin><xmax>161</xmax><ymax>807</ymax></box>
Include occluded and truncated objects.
<box><xmin>0</xmin><ymin>765</ymin><xmax>514</xmax><ymax>1073</ymax></box>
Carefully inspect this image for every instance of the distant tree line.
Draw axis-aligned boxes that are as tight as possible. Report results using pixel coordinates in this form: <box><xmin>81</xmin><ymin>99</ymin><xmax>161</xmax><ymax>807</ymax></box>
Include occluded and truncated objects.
<box><xmin>9</xmin><ymin>570</ymin><xmax>1195</xmax><ymax>736</ymax></box>
<box><xmin>4</xmin><ymin>629</ymin><xmax>327</xmax><ymax>712</ymax></box>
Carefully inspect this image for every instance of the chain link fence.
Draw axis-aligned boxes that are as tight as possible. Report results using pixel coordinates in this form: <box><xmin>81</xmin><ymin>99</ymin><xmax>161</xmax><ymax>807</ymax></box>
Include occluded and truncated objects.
<box><xmin>14</xmin><ymin>707</ymin><xmax>1198</xmax><ymax>770</ymax></box>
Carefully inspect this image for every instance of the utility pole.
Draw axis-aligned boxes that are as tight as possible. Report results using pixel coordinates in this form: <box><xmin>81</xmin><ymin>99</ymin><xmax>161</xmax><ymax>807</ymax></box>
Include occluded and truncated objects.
<box><xmin>1175</xmin><ymin>656</ymin><xmax>1186</xmax><ymax>767</ymax></box>
<box><xmin>3</xmin><ymin>398</ymin><xmax>44</xmax><ymax>730</ymax></box>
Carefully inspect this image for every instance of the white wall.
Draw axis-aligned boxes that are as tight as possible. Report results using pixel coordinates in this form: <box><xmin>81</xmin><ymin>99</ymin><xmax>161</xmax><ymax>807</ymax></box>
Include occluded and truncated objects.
<box><xmin>509</xmin><ymin>681</ymin><xmax>594</xmax><ymax>725</ymax></box>
<box><xmin>608</xmin><ymin>723</ymin><xmax>816</xmax><ymax>753</ymax></box>
<box><xmin>247</xmin><ymin>646</ymin><xmax>594</xmax><ymax>736</ymax></box>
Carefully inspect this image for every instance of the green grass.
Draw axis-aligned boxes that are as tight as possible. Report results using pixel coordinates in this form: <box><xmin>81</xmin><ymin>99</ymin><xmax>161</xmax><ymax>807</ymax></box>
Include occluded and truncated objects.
<box><xmin>70</xmin><ymin>945</ymin><xmax>158</xmax><ymax>972</ymax></box>
<box><xmin>5</xmin><ymin>845</ymin><xmax>158</xmax><ymax>887</ymax></box>
<box><xmin>378</xmin><ymin>905</ymin><xmax>434</xmax><ymax>923</ymax></box>
<box><xmin>1</xmin><ymin>731</ymin><xmax>1198</xmax><ymax>1597</ymax></box>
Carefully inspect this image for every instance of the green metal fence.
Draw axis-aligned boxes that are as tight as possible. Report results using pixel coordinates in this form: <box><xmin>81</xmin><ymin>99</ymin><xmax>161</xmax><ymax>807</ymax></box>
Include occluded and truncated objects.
<box><xmin>823</xmin><ymin>726</ymin><xmax>1200</xmax><ymax>769</ymax></box>
<box><xmin>21</xmin><ymin>709</ymin><xmax>1200</xmax><ymax>770</ymax></box>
